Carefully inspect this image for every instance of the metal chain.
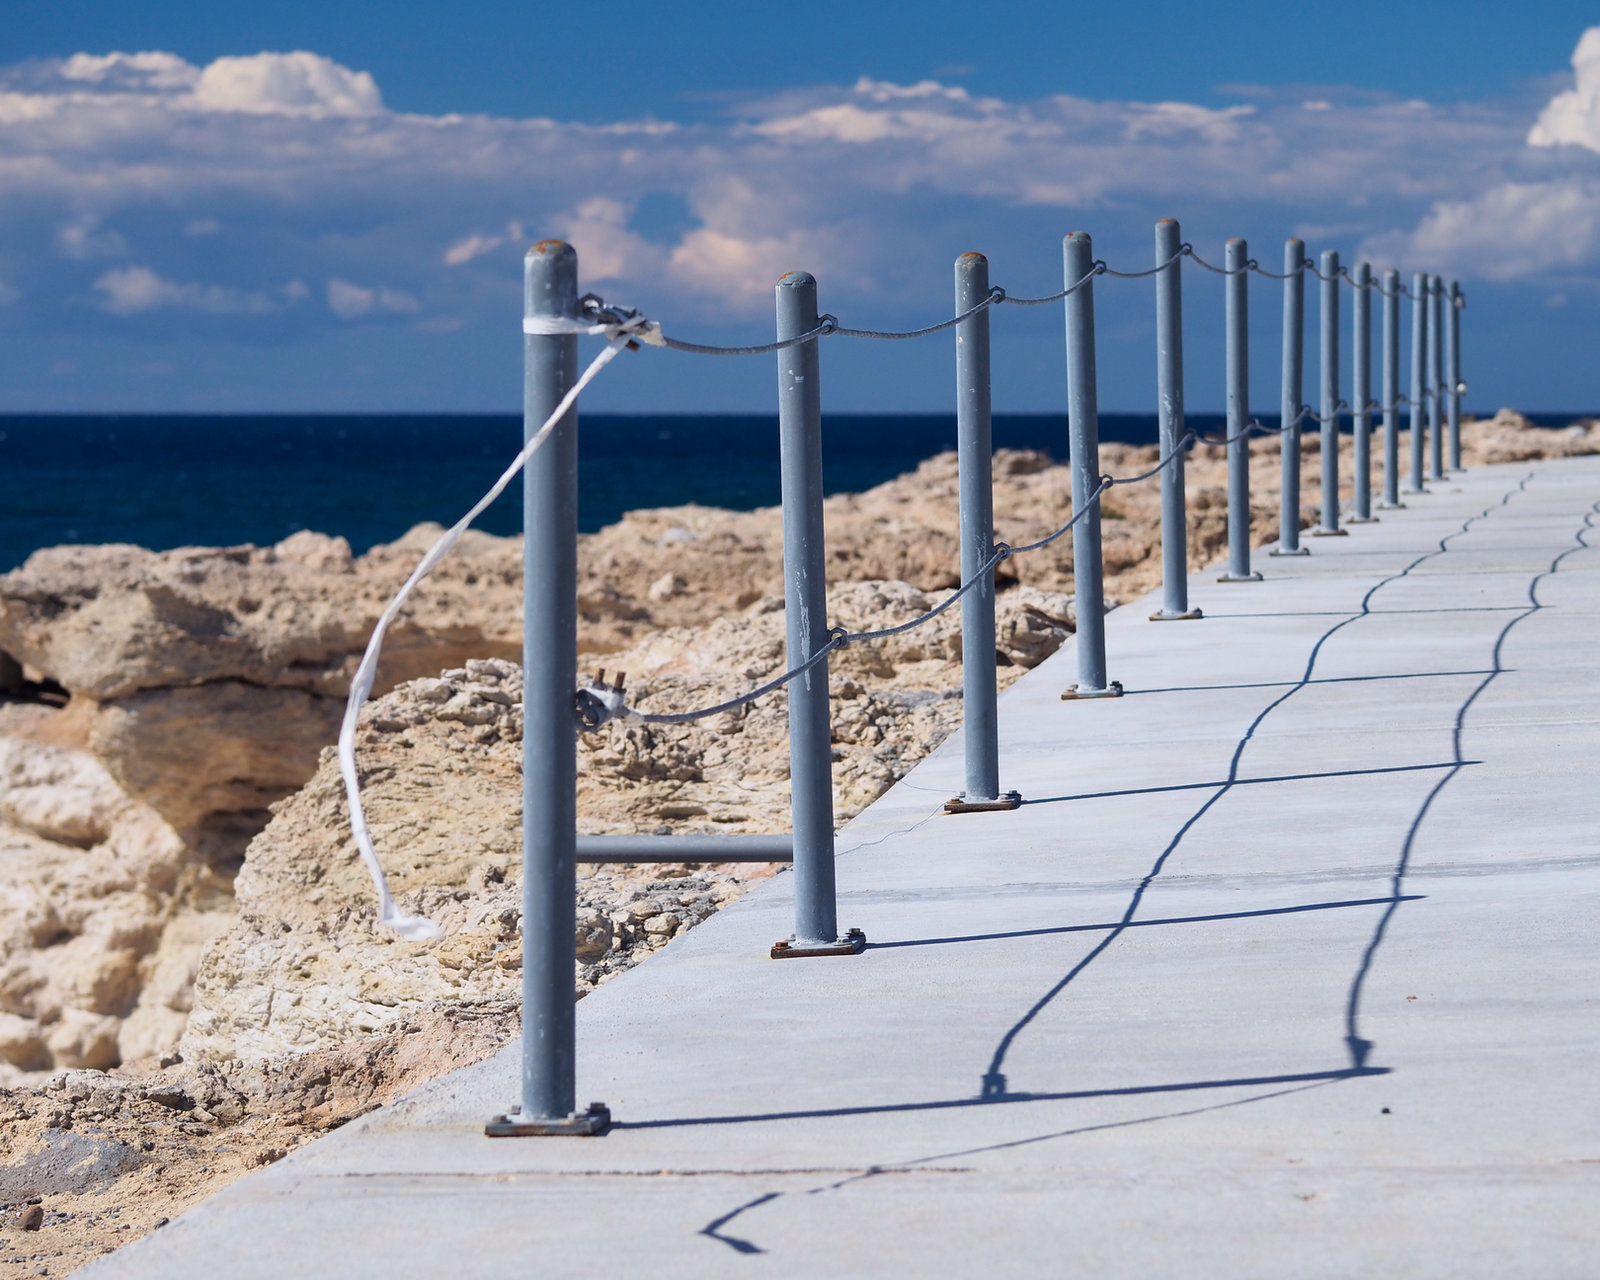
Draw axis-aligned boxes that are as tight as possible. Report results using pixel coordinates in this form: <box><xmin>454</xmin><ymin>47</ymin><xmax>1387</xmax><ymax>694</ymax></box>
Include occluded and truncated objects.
<box><xmin>992</xmin><ymin>264</ymin><xmax>1105</xmax><ymax>307</ymax></box>
<box><xmin>651</xmin><ymin>248</ymin><xmax>1446</xmax><ymax>354</ymax></box>
<box><xmin>623</xmin><ymin>436</ymin><xmax>1204</xmax><ymax>726</ymax></box>
<box><xmin>1247</xmin><ymin>258</ymin><xmax>1313</xmax><ymax>281</ymax></box>
<box><xmin>659</xmin><ymin>318</ymin><xmax>837</xmax><ymax>356</ymax></box>
<box><xmin>1185</xmin><ymin>247</ymin><xmax>1250</xmax><ymax>276</ymax></box>
<box><xmin>1097</xmin><ymin>245</ymin><xmax>1189</xmax><ymax>279</ymax></box>
<box><xmin>831</xmin><ymin>289</ymin><xmax>1004</xmax><ymax>340</ymax></box>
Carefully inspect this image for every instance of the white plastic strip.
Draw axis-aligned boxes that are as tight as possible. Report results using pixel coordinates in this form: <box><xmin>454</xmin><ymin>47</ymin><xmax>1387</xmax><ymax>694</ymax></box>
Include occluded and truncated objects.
<box><xmin>339</xmin><ymin>324</ymin><xmax>630</xmax><ymax>940</ymax></box>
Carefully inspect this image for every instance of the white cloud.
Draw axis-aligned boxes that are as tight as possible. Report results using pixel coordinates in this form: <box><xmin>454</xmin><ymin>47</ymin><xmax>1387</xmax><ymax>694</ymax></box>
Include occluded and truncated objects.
<box><xmin>56</xmin><ymin>217</ymin><xmax>127</xmax><ymax>260</ymax></box>
<box><xmin>443</xmin><ymin>233</ymin><xmax>503</xmax><ymax>266</ymax></box>
<box><xmin>0</xmin><ymin>38</ymin><xmax>1593</xmax><ymax>348</ymax></box>
<box><xmin>190</xmin><ymin>51</ymin><xmax>382</xmax><ymax>117</ymax></box>
<box><xmin>58</xmin><ymin>51</ymin><xmax>199</xmax><ymax>93</ymax></box>
<box><xmin>1365</xmin><ymin>28</ymin><xmax>1600</xmax><ymax>281</ymax></box>
<box><xmin>1528</xmin><ymin>27</ymin><xmax>1600</xmax><ymax>150</ymax></box>
<box><xmin>1363</xmin><ymin>178</ymin><xmax>1600</xmax><ymax>280</ymax></box>
<box><xmin>326</xmin><ymin>279</ymin><xmax>420</xmax><ymax>319</ymax></box>
<box><xmin>553</xmin><ymin>197</ymin><xmax>659</xmax><ymax>282</ymax></box>
<box><xmin>94</xmin><ymin>266</ymin><xmax>298</xmax><ymax>316</ymax></box>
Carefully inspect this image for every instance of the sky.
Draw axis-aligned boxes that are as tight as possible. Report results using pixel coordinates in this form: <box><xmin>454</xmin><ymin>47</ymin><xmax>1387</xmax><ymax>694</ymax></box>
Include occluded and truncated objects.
<box><xmin>3</xmin><ymin>2</ymin><xmax>1600</xmax><ymax>414</ymax></box>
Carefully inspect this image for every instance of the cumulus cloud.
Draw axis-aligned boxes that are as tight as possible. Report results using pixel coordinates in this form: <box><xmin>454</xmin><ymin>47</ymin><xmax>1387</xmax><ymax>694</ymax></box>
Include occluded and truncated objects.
<box><xmin>56</xmin><ymin>218</ymin><xmax>127</xmax><ymax>260</ymax></box>
<box><xmin>94</xmin><ymin>266</ymin><xmax>301</xmax><ymax>316</ymax></box>
<box><xmin>190</xmin><ymin>51</ymin><xmax>382</xmax><ymax>117</ymax></box>
<box><xmin>1366</xmin><ymin>27</ymin><xmax>1600</xmax><ymax>281</ymax></box>
<box><xmin>1528</xmin><ymin>27</ymin><xmax>1600</xmax><ymax>150</ymax></box>
<box><xmin>1364</xmin><ymin>179</ymin><xmax>1600</xmax><ymax>280</ymax></box>
<box><xmin>326</xmin><ymin>279</ymin><xmax>420</xmax><ymax>319</ymax></box>
<box><xmin>0</xmin><ymin>35</ymin><xmax>1595</xmax><ymax>355</ymax></box>
<box><xmin>443</xmin><ymin>234</ymin><xmax>503</xmax><ymax>266</ymax></box>
<box><xmin>58</xmin><ymin>50</ymin><xmax>198</xmax><ymax>93</ymax></box>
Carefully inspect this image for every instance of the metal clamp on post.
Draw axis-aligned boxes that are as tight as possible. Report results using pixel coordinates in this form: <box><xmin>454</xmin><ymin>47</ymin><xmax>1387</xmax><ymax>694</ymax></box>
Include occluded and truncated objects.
<box><xmin>574</xmin><ymin>670</ymin><xmax>628</xmax><ymax>730</ymax></box>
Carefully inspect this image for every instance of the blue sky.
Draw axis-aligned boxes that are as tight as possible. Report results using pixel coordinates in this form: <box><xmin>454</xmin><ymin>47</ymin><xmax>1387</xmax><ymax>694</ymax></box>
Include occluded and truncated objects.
<box><xmin>3</xmin><ymin>3</ymin><xmax>1600</xmax><ymax>414</ymax></box>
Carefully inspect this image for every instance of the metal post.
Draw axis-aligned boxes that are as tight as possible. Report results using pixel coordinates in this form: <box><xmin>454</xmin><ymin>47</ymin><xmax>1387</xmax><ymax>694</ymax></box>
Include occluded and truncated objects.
<box><xmin>1428</xmin><ymin>275</ymin><xmax>1445</xmax><ymax>482</ymax></box>
<box><xmin>1061</xmin><ymin>232</ymin><xmax>1120</xmax><ymax>699</ymax></box>
<box><xmin>1219</xmin><ymin>238</ymin><xmax>1260</xmax><ymax>582</ymax></box>
<box><xmin>1448</xmin><ymin>280</ymin><xmax>1463</xmax><ymax>472</ymax></box>
<box><xmin>771</xmin><ymin>271</ymin><xmax>859</xmax><ymax>958</ymax></box>
<box><xmin>1273</xmin><ymin>239</ymin><xmax>1309</xmax><ymax>556</ymax></box>
<box><xmin>946</xmin><ymin>253</ymin><xmax>1018</xmax><ymax>814</ymax></box>
<box><xmin>487</xmin><ymin>241</ymin><xmax>609</xmax><ymax>1138</ymax></box>
<box><xmin>1378</xmin><ymin>269</ymin><xmax>1404</xmax><ymax>510</ymax></box>
<box><xmin>1313</xmin><ymin>250</ymin><xmax>1345</xmax><ymax>537</ymax></box>
<box><xmin>1408</xmin><ymin>271</ymin><xmax>1428</xmax><ymax>494</ymax></box>
<box><xmin>1349</xmin><ymin>261</ymin><xmax>1376</xmax><ymax>523</ymax></box>
<box><xmin>1152</xmin><ymin>219</ymin><xmax>1200</xmax><ymax>619</ymax></box>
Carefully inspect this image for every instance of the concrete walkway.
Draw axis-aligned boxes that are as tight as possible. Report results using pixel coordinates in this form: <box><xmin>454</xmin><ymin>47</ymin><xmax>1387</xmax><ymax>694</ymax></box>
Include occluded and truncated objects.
<box><xmin>88</xmin><ymin>457</ymin><xmax>1600</xmax><ymax>1279</ymax></box>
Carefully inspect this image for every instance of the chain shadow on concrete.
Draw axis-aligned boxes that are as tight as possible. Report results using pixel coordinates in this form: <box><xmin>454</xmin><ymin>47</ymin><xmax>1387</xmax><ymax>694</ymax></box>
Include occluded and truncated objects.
<box><xmin>689</xmin><ymin>472</ymin><xmax>1543</xmax><ymax>1255</ymax></box>
<box><xmin>1343</xmin><ymin>493</ymin><xmax>1599</xmax><ymax>1064</ymax></box>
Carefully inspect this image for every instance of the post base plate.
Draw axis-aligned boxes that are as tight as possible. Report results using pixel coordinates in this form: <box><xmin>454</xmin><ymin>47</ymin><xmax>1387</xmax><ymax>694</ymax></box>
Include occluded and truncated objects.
<box><xmin>1346</xmin><ymin>515</ymin><xmax>1380</xmax><ymax>524</ymax></box>
<box><xmin>486</xmin><ymin>1102</ymin><xmax>611</xmax><ymax>1137</ymax></box>
<box><xmin>1310</xmin><ymin>527</ymin><xmax>1350</xmax><ymax>537</ymax></box>
<box><xmin>1149</xmin><ymin>608</ymin><xmax>1203</xmax><ymax>621</ymax></box>
<box><xmin>1269</xmin><ymin>545</ymin><xmax>1311</xmax><ymax>557</ymax></box>
<box><xmin>944</xmin><ymin>791</ymin><xmax>1023</xmax><ymax>815</ymax></box>
<box><xmin>1216</xmin><ymin>571</ymin><xmax>1264</xmax><ymax>583</ymax></box>
<box><xmin>771</xmin><ymin>927</ymin><xmax>867</xmax><ymax>959</ymax></box>
<box><xmin>1060</xmin><ymin>680</ymin><xmax>1124</xmax><ymax>701</ymax></box>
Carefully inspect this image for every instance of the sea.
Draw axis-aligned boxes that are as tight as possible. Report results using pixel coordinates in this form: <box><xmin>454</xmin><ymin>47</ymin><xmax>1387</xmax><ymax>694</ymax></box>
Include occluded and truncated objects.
<box><xmin>0</xmin><ymin>411</ymin><xmax>1584</xmax><ymax>573</ymax></box>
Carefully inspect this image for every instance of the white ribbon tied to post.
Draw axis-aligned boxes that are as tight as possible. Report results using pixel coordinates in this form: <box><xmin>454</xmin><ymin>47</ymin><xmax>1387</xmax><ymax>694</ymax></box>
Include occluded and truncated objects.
<box><xmin>339</xmin><ymin>308</ymin><xmax>654</xmax><ymax>941</ymax></box>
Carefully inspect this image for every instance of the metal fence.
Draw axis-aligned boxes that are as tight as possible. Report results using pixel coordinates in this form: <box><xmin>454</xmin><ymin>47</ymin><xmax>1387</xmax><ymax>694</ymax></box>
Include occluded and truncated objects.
<box><xmin>378</xmin><ymin>224</ymin><xmax>1465</xmax><ymax>1136</ymax></box>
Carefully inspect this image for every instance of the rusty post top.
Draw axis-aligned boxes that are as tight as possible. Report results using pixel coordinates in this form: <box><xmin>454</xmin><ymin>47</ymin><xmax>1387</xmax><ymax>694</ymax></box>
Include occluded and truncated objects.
<box><xmin>1157</xmin><ymin>217</ymin><xmax>1178</xmax><ymax>226</ymax></box>
<box><xmin>1227</xmin><ymin>236</ymin><xmax>1244</xmax><ymax>244</ymax></box>
<box><xmin>958</xmin><ymin>251</ymin><xmax>988</xmax><ymax>262</ymax></box>
<box><xmin>776</xmin><ymin>270</ymin><xmax>815</xmax><ymax>288</ymax></box>
<box><xmin>528</xmin><ymin>239</ymin><xmax>574</xmax><ymax>259</ymax></box>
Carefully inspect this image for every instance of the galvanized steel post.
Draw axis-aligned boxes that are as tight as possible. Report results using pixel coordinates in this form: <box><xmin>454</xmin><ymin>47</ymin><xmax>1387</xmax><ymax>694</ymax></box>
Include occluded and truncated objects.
<box><xmin>1349</xmin><ymin>261</ymin><xmax>1376</xmax><ymax>522</ymax></box>
<box><xmin>491</xmin><ymin>240</ymin><xmax>609</xmax><ymax>1138</ymax></box>
<box><xmin>771</xmin><ymin>271</ymin><xmax>854</xmax><ymax>957</ymax></box>
<box><xmin>1274</xmin><ymin>239</ymin><xmax>1309</xmax><ymax>556</ymax></box>
<box><xmin>945</xmin><ymin>252</ymin><xmax>1018</xmax><ymax>813</ymax></box>
<box><xmin>1313</xmin><ymin>250</ymin><xmax>1345</xmax><ymax>537</ymax></box>
<box><xmin>1408</xmin><ymin>271</ymin><xmax>1428</xmax><ymax>494</ymax></box>
<box><xmin>1428</xmin><ymin>275</ymin><xmax>1445</xmax><ymax>482</ymax></box>
<box><xmin>1152</xmin><ymin>219</ymin><xmax>1199</xmax><ymax>619</ymax></box>
<box><xmin>1061</xmin><ymin>232</ymin><xmax>1119</xmax><ymax>699</ymax></box>
<box><xmin>1219</xmin><ymin>238</ymin><xmax>1260</xmax><ymax>582</ymax></box>
<box><xmin>1378</xmin><ymin>269</ymin><xmax>1404</xmax><ymax>510</ymax></box>
<box><xmin>1448</xmin><ymin>281</ymin><xmax>1464</xmax><ymax>472</ymax></box>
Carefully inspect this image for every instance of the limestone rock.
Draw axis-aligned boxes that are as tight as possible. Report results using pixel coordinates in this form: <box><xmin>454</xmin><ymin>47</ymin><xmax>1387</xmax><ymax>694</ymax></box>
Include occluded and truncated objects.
<box><xmin>0</xmin><ymin>527</ymin><xmax>523</xmax><ymax>842</ymax></box>
<box><xmin>179</xmin><ymin>659</ymin><xmax>765</xmax><ymax>1062</ymax></box>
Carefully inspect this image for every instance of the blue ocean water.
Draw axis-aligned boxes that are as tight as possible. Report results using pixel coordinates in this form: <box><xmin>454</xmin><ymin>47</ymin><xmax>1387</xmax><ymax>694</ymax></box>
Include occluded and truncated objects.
<box><xmin>0</xmin><ymin>411</ymin><xmax>1582</xmax><ymax>572</ymax></box>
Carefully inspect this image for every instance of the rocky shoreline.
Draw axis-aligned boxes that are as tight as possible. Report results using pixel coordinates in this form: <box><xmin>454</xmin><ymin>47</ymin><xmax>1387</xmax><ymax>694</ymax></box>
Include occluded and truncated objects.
<box><xmin>0</xmin><ymin>408</ymin><xmax>1595</xmax><ymax>1275</ymax></box>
